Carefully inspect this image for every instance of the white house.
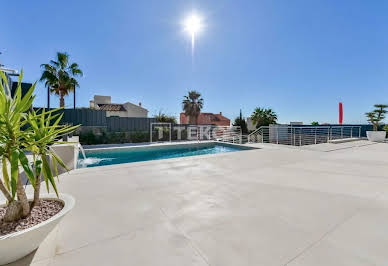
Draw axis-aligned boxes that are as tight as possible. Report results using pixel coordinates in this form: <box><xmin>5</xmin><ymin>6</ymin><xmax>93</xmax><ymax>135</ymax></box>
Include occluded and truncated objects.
<box><xmin>246</xmin><ymin>117</ymin><xmax>256</xmax><ymax>131</ymax></box>
<box><xmin>90</xmin><ymin>95</ymin><xmax>148</xmax><ymax>118</ymax></box>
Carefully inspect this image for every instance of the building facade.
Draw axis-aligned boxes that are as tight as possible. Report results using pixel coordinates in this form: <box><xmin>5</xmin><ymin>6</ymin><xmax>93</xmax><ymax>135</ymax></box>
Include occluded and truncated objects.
<box><xmin>90</xmin><ymin>95</ymin><xmax>148</xmax><ymax>118</ymax></box>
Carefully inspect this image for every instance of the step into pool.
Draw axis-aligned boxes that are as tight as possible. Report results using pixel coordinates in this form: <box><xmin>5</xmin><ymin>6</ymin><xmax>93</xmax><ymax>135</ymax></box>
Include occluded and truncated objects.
<box><xmin>77</xmin><ymin>142</ymin><xmax>255</xmax><ymax>168</ymax></box>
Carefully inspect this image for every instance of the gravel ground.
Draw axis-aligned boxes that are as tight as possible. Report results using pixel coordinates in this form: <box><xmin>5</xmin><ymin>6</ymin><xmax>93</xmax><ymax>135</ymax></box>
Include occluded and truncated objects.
<box><xmin>0</xmin><ymin>200</ymin><xmax>64</xmax><ymax>236</ymax></box>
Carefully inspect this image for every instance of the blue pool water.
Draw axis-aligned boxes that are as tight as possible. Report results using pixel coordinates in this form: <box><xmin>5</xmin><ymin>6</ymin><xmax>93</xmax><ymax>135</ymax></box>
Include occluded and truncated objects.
<box><xmin>78</xmin><ymin>143</ymin><xmax>253</xmax><ymax>168</ymax></box>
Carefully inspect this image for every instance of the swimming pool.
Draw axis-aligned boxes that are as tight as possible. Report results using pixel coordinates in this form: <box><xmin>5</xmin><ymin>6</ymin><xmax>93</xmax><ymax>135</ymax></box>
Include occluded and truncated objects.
<box><xmin>77</xmin><ymin>142</ymin><xmax>254</xmax><ymax>168</ymax></box>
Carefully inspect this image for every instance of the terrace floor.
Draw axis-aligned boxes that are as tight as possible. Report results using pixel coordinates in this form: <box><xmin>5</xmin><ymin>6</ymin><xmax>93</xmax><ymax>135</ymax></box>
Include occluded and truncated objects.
<box><xmin>8</xmin><ymin>140</ymin><xmax>388</xmax><ymax>266</ymax></box>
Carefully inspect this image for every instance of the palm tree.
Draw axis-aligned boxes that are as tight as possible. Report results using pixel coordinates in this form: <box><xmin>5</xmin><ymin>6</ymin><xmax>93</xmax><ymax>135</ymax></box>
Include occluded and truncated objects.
<box><xmin>251</xmin><ymin>107</ymin><xmax>278</xmax><ymax>128</ymax></box>
<box><xmin>40</xmin><ymin>52</ymin><xmax>83</xmax><ymax>109</ymax></box>
<box><xmin>182</xmin><ymin>90</ymin><xmax>204</xmax><ymax>124</ymax></box>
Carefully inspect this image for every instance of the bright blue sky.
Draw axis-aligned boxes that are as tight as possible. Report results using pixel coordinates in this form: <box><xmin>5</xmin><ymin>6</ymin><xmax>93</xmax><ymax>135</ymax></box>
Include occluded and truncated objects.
<box><xmin>2</xmin><ymin>0</ymin><xmax>387</xmax><ymax>124</ymax></box>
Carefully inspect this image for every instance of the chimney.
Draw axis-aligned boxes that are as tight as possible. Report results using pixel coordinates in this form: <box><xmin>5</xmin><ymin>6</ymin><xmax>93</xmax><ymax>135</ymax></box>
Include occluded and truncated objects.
<box><xmin>139</xmin><ymin>102</ymin><xmax>142</xmax><ymax>107</ymax></box>
<box><xmin>219</xmin><ymin>112</ymin><xmax>222</xmax><ymax>116</ymax></box>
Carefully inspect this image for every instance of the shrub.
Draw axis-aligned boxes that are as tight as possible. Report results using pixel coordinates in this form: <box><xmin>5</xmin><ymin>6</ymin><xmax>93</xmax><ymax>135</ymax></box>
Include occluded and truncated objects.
<box><xmin>79</xmin><ymin>130</ymin><xmax>150</xmax><ymax>145</ymax></box>
<box><xmin>130</xmin><ymin>131</ymin><xmax>149</xmax><ymax>143</ymax></box>
<box><xmin>384</xmin><ymin>125</ymin><xmax>388</xmax><ymax>134</ymax></box>
<box><xmin>79</xmin><ymin>130</ymin><xmax>98</xmax><ymax>145</ymax></box>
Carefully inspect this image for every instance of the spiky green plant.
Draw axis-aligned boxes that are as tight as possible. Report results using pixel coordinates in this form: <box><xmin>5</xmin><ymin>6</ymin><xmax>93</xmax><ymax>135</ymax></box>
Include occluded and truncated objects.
<box><xmin>24</xmin><ymin>108</ymin><xmax>78</xmax><ymax>207</ymax></box>
<box><xmin>0</xmin><ymin>71</ymin><xmax>78</xmax><ymax>222</ymax></box>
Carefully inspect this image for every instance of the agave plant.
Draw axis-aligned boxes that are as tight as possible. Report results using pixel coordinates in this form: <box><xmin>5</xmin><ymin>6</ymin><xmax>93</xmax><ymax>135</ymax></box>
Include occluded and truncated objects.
<box><xmin>0</xmin><ymin>71</ymin><xmax>78</xmax><ymax>222</ymax></box>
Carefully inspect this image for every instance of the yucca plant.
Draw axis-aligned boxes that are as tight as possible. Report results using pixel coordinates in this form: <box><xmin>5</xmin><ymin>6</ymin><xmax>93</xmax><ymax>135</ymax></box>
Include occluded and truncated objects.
<box><xmin>0</xmin><ymin>71</ymin><xmax>78</xmax><ymax>222</ymax></box>
<box><xmin>0</xmin><ymin>71</ymin><xmax>36</xmax><ymax>221</ymax></box>
<box><xmin>24</xmin><ymin>108</ymin><xmax>78</xmax><ymax>208</ymax></box>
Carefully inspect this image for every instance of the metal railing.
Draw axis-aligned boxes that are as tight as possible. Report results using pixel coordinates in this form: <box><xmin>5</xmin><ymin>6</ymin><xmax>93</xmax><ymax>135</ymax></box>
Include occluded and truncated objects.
<box><xmin>248</xmin><ymin>125</ymin><xmax>361</xmax><ymax>146</ymax></box>
<box><xmin>211</xmin><ymin>126</ymin><xmax>242</xmax><ymax>144</ymax></box>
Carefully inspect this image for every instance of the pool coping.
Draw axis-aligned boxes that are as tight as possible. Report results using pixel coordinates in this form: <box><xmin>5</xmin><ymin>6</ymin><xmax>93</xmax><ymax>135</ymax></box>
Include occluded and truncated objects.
<box><xmin>75</xmin><ymin>141</ymin><xmax>260</xmax><ymax>171</ymax></box>
<box><xmin>82</xmin><ymin>141</ymin><xmax>257</xmax><ymax>152</ymax></box>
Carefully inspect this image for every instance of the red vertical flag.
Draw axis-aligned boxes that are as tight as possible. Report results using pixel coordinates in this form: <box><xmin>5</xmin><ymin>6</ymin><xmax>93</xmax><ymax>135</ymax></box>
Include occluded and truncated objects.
<box><xmin>339</xmin><ymin>102</ymin><xmax>343</xmax><ymax>125</ymax></box>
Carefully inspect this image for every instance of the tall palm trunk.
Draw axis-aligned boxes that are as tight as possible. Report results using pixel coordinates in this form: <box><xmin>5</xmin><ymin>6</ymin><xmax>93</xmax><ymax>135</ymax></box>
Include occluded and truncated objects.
<box><xmin>73</xmin><ymin>87</ymin><xmax>76</xmax><ymax>109</ymax></box>
<box><xmin>47</xmin><ymin>87</ymin><xmax>50</xmax><ymax>109</ymax></box>
<box><xmin>59</xmin><ymin>91</ymin><xmax>65</xmax><ymax>108</ymax></box>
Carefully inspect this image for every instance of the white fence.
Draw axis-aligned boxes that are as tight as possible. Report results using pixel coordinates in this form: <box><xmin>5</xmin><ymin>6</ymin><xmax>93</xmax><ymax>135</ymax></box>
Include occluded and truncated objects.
<box><xmin>248</xmin><ymin>125</ymin><xmax>361</xmax><ymax>146</ymax></box>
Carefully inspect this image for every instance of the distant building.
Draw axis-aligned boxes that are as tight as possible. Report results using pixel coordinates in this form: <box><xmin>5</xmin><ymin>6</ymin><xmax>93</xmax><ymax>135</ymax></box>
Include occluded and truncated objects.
<box><xmin>246</xmin><ymin>117</ymin><xmax>255</xmax><ymax>131</ymax></box>
<box><xmin>290</xmin><ymin>122</ymin><xmax>303</xmax><ymax>126</ymax></box>
<box><xmin>0</xmin><ymin>66</ymin><xmax>32</xmax><ymax>98</ymax></box>
<box><xmin>90</xmin><ymin>95</ymin><xmax>148</xmax><ymax>118</ymax></box>
<box><xmin>180</xmin><ymin>112</ymin><xmax>230</xmax><ymax>126</ymax></box>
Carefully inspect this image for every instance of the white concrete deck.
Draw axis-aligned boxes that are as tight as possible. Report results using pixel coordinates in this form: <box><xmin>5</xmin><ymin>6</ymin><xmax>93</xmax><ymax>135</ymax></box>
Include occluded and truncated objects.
<box><xmin>7</xmin><ymin>140</ymin><xmax>388</xmax><ymax>266</ymax></box>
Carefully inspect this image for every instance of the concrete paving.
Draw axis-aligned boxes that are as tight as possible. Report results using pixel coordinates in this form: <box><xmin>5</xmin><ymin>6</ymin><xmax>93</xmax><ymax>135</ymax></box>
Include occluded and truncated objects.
<box><xmin>6</xmin><ymin>140</ymin><xmax>388</xmax><ymax>266</ymax></box>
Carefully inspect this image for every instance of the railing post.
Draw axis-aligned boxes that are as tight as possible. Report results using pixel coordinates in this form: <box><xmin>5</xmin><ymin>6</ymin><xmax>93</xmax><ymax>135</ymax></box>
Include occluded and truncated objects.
<box><xmin>315</xmin><ymin>127</ymin><xmax>317</xmax><ymax>144</ymax></box>
<box><xmin>359</xmin><ymin>127</ymin><xmax>361</xmax><ymax>138</ymax></box>
<box><xmin>341</xmin><ymin>127</ymin><xmax>343</xmax><ymax>139</ymax></box>
<box><xmin>169</xmin><ymin>123</ymin><xmax>172</xmax><ymax>142</ymax></box>
<box><xmin>276</xmin><ymin>127</ymin><xmax>279</xmax><ymax>144</ymax></box>
<box><xmin>327</xmin><ymin>128</ymin><xmax>330</xmax><ymax>142</ymax></box>
<box><xmin>299</xmin><ymin>130</ymin><xmax>302</xmax><ymax>146</ymax></box>
<box><xmin>150</xmin><ymin>123</ymin><xmax>152</xmax><ymax>143</ymax></box>
<box><xmin>293</xmin><ymin>128</ymin><xmax>296</xmax><ymax>146</ymax></box>
<box><xmin>350</xmin><ymin>127</ymin><xmax>353</xmax><ymax>138</ymax></box>
<box><xmin>262</xmin><ymin>129</ymin><xmax>264</xmax><ymax>143</ymax></box>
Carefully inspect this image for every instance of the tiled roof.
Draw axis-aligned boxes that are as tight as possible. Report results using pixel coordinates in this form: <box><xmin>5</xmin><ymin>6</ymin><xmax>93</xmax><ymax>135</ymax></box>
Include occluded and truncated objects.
<box><xmin>97</xmin><ymin>103</ymin><xmax>126</xmax><ymax>111</ymax></box>
<box><xmin>200</xmin><ymin>113</ymin><xmax>230</xmax><ymax>122</ymax></box>
<box><xmin>179</xmin><ymin>112</ymin><xmax>230</xmax><ymax>126</ymax></box>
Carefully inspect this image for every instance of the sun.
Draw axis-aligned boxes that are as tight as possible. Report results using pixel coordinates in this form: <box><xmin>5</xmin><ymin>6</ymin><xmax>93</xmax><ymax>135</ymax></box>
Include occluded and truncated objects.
<box><xmin>182</xmin><ymin>13</ymin><xmax>204</xmax><ymax>56</ymax></box>
<box><xmin>183</xmin><ymin>14</ymin><xmax>203</xmax><ymax>36</ymax></box>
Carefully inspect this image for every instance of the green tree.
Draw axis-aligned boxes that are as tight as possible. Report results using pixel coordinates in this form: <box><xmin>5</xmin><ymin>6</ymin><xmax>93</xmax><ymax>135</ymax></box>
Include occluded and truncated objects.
<box><xmin>40</xmin><ymin>52</ymin><xmax>83</xmax><ymax>108</ymax></box>
<box><xmin>154</xmin><ymin>110</ymin><xmax>177</xmax><ymax>124</ymax></box>
<box><xmin>311</xmin><ymin>121</ymin><xmax>319</xmax><ymax>126</ymax></box>
<box><xmin>251</xmin><ymin>107</ymin><xmax>278</xmax><ymax>128</ymax></box>
<box><xmin>233</xmin><ymin>109</ymin><xmax>248</xmax><ymax>134</ymax></box>
<box><xmin>365</xmin><ymin>104</ymin><xmax>388</xmax><ymax>131</ymax></box>
<box><xmin>182</xmin><ymin>90</ymin><xmax>203</xmax><ymax>124</ymax></box>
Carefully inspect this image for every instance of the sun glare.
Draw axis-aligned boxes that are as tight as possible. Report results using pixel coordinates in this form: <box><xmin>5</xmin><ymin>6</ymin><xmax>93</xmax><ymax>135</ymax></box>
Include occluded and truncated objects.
<box><xmin>183</xmin><ymin>14</ymin><xmax>203</xmax><ymax>36</ymax></box>
<box><xmin>183</xmin><ymin>13</ymin><xmax>204</xmax><ymax>57</ymax></box>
